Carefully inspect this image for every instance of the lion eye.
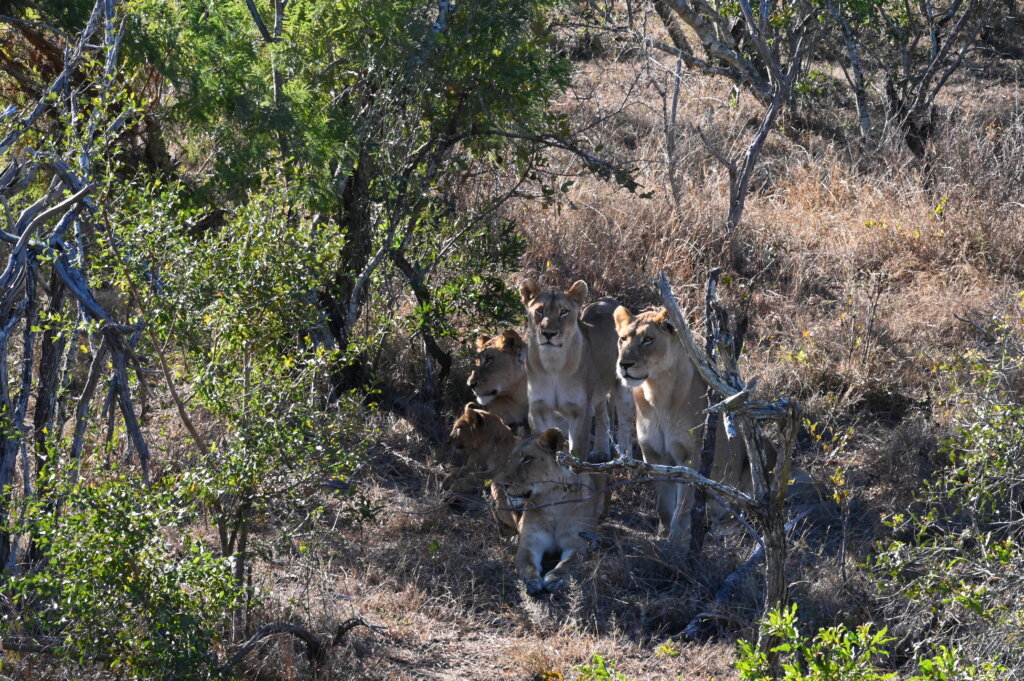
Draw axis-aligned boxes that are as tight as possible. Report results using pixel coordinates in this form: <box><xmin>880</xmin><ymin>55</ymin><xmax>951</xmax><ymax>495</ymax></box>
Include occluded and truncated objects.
<box><xmin>642</xmin><ymin>336</ymin><xmax>653</xmax><ymax>346</ymax></box>
<box><xmin>618</xmin><ymin>336</ymin><xmax>626</xmax><ymax>345</ymax></box>
<box><xmin>522</xmin><ymin>455</ymin><xmax>534</xmax><ymax>464</ymax></box>
<box><xmin>534</xmin><ymin>310</ymin><xmax>543</xmax><ymax>320</ymax></box>
<box><xmin>559</xmin><ymin>309</ymin><xmax>569</xmax><ymax>318</ymax></box>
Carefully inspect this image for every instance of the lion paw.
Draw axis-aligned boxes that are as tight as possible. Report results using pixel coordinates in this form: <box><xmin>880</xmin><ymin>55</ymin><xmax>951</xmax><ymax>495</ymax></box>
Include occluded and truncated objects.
<box><xmin>524</xmin><ymin>578</ymin><xmax>546</xmax><ymax>595</ymax></box>
<box><xmin>543</xmin><ymin>573</ymin><xmax>568</xmax><ymax>593</ymax></box>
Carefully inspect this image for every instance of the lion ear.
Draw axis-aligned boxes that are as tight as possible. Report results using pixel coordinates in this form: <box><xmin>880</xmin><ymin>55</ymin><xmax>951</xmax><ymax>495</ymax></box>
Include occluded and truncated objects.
<box><xmin>613</xmin><ymin>306</ymin><xmax>633</xmax><ymax>334</ymax></box>
<box><xmin>538</xmin><ymin>428</ymin><xmax>566</xmax><ymax>453</ymax></box>
<box><xmin>475</xmin><ymin>334</ymin><xmax>490</xmax><ymax>352</ymax></box>
<box><xmin>565</xmin><ymin>280</ymin><xmax>588</xmax><ymax>306</ymax></box>
<box><xmin>497</xmin><ymin>329</ymin><xmax>523</xmax><ymax>352</ymax></box>
<box><xmin>653</xmin><ymin>307</ymin><xmax>675</xmax><ymax>334</ymax></box>
<box><xmin>463</xmin><ymin>402</ymin><xmax>482</xmax><ymax>425</ymax></box>
<box><xmin>520</xmin><ymin>279</ymin><xmax>540</xmax><ymax>305</ymax></box>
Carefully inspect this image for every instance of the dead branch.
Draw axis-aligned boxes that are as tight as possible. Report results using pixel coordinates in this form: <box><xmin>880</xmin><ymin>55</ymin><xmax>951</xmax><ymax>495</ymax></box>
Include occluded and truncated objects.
<box><xmin>689</xmin><ymin>268</ymin><xmax>724</xmax><ymax>558</ymax></box>
<box><xmin>226</xmin><ymin>617</ymin><xmax>386</xmax><ymax>671</ymax></box>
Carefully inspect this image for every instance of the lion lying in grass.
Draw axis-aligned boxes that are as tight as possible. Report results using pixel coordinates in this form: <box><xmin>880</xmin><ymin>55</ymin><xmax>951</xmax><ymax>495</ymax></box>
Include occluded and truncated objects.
<box><xmin>494</xmin><ymin>428</ymin><xmax>605</xmax><ymax>595</ymax></box>
<box><xmin>447</xmin><ymin>402</ymin><xmax>520</xmax><ymax>531</ymax></box>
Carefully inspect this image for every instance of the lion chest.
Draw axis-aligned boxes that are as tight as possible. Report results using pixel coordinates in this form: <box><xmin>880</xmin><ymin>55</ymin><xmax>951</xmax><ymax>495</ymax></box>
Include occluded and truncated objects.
<box><xmin>636</xmin><ymin>406</ymin><xmax>700</xmax><ymax>468</ymax></box>
<box><xmin>526</xmin><ymin>368</ymin><xmax>589</xmax><ymax>413</ymax></box>
<box><xmin>522</xmin><ymin>499</ymin><xmax>593</xmax><ymax>549</ymax></box>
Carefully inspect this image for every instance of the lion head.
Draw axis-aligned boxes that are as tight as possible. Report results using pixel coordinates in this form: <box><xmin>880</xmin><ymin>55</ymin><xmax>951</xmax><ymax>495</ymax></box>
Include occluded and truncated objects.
<box><xmin>449</xmin><ymin>402</ymin><xmax>515</xmax><ymax>473</ymax></box>
<box><xmin>467</xmin><ymin>329</ymin><xmax>526</xmax><ymax>406</ymax></box>
<box><xmin>519</xmin><ymin>279</ymin><xmax>589</xmax><ymax>350</ymax></box>
<box><xmin>495</xmin><ymin>428</ymin><xmax>575</xmax><ymax>509</ymax></box>
<box><xmin>613</xmin><ymin>307</ymin><xmax>679</xmax><ymax>388</ymax></box>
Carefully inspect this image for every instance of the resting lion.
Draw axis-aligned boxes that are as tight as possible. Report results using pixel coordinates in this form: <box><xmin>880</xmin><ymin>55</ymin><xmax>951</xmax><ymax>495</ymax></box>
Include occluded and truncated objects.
<box><xmin>447</xmin><ymin>402</ymin><xmax>520</xmax><ymax>531</ymax></box>
<box><xmin>519</xmin><ymin>279</ymin><xmax>633</xmax><ymax>461</ymax></box>
<box><xmin>614</xmin><ymin>306</ymin><xmax>750</xmax><ymax>542</ymax></box>
<box><xmin>467</xmin><ymin>329</ymin><xmax>528</xmax><ymax>432</ymax></box>
<box><xmin>494</xmin><ymin>428</ymin><xmax>605</xmax><ymax>595</ymax></box>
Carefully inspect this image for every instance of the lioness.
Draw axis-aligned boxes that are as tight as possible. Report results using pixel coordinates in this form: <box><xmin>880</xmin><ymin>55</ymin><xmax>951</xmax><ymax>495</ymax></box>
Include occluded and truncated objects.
<box><xmin>520</xmin><ymin>279</ymin><xmax>633</xmax><ymax>461</ymax></box>
<box><xmin>614</xmin><ymin>306</ymin><xmax>750</xmax><ymax>542</ymax></box>
<box><xmin>467</xmin><ymin>329</ymin><xmax>528</xmax><ymax>432</ymax></box>
<box><xmin>494</xmin><ymin>428</ymin><xmax>604</xmax><ymax>595</ymax></box>
<box><xmin>447</xmin><ymin>402</ymin><xmax>520</xmax><ymax>531</ymax></box>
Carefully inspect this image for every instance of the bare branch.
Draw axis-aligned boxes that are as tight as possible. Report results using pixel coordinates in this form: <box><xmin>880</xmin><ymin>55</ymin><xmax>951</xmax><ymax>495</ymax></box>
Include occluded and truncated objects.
<box><xmin>557</xmin><ymin>451</ymin><xmax>757</xmax><ymax>513</ymax></box>
<box><xmin>244</xmin><ymin>0</ymin><xmax>274</xmax><ymax>43</ymax></box>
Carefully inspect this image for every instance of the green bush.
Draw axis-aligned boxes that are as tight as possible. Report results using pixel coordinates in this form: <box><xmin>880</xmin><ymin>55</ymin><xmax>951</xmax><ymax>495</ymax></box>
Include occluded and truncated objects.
<box><xmin>574</xmin><ymin>654</ymin><xmax>632</xmax><ymax>681</ymax></box>
<box><xmin>872</xmin><ymin>400</ymin><xmax>1024</xmax><ymax>674</ymax></box>
<box><xmin>7</xmin><ymin>476</ymin><xmax>243</xmax><ymax>679</ymax></box>
<box><xmin>736</xmin><ymin>604</ymin><xmax>1005</xmax><ymax>681</ymax></box>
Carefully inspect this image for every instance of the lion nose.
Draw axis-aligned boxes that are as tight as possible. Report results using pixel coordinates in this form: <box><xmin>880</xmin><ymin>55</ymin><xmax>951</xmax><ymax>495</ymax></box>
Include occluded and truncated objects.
<box><xmin>467</xmin><ymin>375</ymin><xmax>477</xmax><ymax>388</ymax></box>
<box><xmin>541</xmin><ymin>330</ymin><xmax>557</xmax><ymax>341</ymax></box>
<box><xmin>619</xmin><ymin>361</ymin><xmax>634</xmax><ymax>372</ymax></box>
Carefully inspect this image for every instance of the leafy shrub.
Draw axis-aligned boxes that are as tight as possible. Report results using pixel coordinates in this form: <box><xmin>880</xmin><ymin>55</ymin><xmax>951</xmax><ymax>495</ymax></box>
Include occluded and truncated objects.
<box><xmin>872</xmin><ymin>400</ymin><xmax>1024</xmax><ymax>673</ymax></box>
<box><xmin>7</xmin><ymin>476</ymin><xmax>243</xmax><ymax>679</ymax></box>
<box><xmin>574</xmin><ymin>654</ymin><xmax>631</xmax><ymax>681</ymax></box>
<box><xmin>736</xmin><ymin>604</ymin><xmax>1005</xmax><ymax>681</ymax></box>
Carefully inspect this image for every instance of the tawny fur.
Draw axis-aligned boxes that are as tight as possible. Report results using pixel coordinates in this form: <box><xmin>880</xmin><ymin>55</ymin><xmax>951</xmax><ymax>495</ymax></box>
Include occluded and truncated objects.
<box><xmin>467</xmin><ymin>329</ymin><xmax>529</xmax><ymax>432</ymax></box>
<box><xmin>519</xmin><ymin>279</ymin><xmax>634</xmax><ymax>460</ymax></box>
<box><xmin>447</xmin><ymin>402</ymin><xmax>521</xmax><ymax>531</ymax></box>
<box><xmin>494</xmin><ymin>428</ymin><xmax>605</xmax><ymax>595</ymax></box>
<box><xmin>614</xmin><ymin>306</ymin><xmax>750</xmax><ymax>542</ymax></box>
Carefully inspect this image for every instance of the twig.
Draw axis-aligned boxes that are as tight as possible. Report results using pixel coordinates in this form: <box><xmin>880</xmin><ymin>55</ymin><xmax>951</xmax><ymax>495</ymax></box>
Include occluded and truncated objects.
<box><xmin>558</xmin><ymin>452</ymin><xmax>756</xmax><ymax>513</ymax></box>
<box><xmin>953</xmin><ymin>313</ymin><xmax>995</xmax><ymax>343</ymax></box>
<box><xmin>226</xmin><ymin>617</ymin><xmax>386</xmax><ymax>670</ymax></box>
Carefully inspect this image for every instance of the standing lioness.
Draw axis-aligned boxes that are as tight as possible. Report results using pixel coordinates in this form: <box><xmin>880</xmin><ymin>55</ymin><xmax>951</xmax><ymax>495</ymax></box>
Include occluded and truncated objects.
<box><xmin>614</xmin><ymin>306</ymin><xmax>749</xmax><ymax>542</ymax></box>
<box><xmin>520</xmin><ymin>279</ymin><xmax>633</xmax><ymax>461</ymax></box>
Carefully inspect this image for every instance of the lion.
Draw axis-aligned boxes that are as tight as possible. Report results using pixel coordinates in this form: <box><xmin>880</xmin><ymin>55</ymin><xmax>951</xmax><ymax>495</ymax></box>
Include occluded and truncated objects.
<box><xmin>614</xmin><ymin>306</ymin><xmax>751</xmax><ymax>542</ymax></box>
<box><xmin>447</xmin><ymin>402</ymin><xmax>521</xmax><ymax>531</ymax></box>
<box><xmin>467</xmin><ymin>329</ymin><xmax>529</xmax><ymax>432</ymax></box>
<box><xmin>494</xmin><ymin>428</ymin><xmax>605</xmax><ymax>595</ymax></box>
<box><xmin>519</xmin><ymin>279</ymin><xmax>633</xmax><ymax>461</ymax></box>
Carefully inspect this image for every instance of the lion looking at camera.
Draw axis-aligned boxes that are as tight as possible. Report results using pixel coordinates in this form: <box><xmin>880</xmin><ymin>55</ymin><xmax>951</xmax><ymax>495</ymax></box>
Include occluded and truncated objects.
<box><xmin>494</xmin><ymin>428</ymin><xmax>605</xmax><ymax>595</ymax></box>
<box><xmin>519</xmin><ymin>279</ymin><xmax>633</xmax><ymax>461</ymax></box>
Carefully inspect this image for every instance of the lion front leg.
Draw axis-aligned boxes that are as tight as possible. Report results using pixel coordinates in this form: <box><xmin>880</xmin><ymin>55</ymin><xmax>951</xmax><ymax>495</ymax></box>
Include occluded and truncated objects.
<box><xmin>542</xmin><ymin>547</ymin><xmax>580</xmax><ymax>594</ymax></box>
<box><xmin>490</xmin><ymin>483</ymin><xmax>521</xmax><ymax>532</ymax></box>
<box><xmin>559</xmin><ymin>402</ymin><xmax>591</xmax><ymax>460</ymax></box>
<box><xmin>652</xmin><ymin>476</ymin><xmax>681</xmax><ymax>536</ymax></box>
<box><xmin>667</xmin><ymin>443</ymin><xmax>699</xmax><ymax>544</ymax></box>
<box><xmin>612</xmin><ymin>384</ymin><xmax>635</xmax><ymax>459</ymax></box>
<box><xmin>540</xmin><ymin>536</ymin><xmax>589</xmax><ymax>589</ymax></box>
<box><xmin>515</xmin><ymin>535</ymin><xmax>547</xmax><ymax>595</ymax></box>
<box><xmin>668</xmin><ymin>483</ymin><xmax>694</xmax><ymax>544</ymax></box>
<box><xmin>528</xmin><ymin>399</ymin><xmax>557</xmax><ymax>435</ymax></box>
